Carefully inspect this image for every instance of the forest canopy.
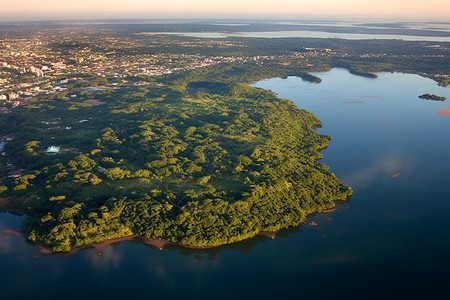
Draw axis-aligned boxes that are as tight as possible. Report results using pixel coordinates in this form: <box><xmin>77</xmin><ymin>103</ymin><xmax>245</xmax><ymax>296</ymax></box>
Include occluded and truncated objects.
<box><xmin>0</xmin><ymin>67</ymin><xmax>352</xmax><ymax>252</ymax></box>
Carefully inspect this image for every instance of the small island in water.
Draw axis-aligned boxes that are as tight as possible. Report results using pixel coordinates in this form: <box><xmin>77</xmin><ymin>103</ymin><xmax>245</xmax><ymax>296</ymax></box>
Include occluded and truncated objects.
<box><xmin>418</xmin><ymin>94</ymin><xmax>446</xmax><ymax>101</ymax></box>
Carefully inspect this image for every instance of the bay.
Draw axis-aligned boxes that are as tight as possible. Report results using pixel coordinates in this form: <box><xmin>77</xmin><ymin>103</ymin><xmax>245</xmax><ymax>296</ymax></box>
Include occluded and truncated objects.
<box><xmin>1</xmin><ymin>69</ymin><xmax>449</xmax><ymax>299</ymax></box>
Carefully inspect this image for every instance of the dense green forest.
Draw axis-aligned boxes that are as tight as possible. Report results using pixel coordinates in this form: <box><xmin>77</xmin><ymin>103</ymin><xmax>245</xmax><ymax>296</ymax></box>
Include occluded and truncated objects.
<box><xmin>0</xmin><ymin>70</ymin><xmax>352</xmax><ymax>252</ymax></box>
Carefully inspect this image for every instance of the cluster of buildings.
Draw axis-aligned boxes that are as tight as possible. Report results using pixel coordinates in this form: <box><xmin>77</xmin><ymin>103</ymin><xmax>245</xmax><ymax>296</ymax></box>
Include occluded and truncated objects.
<box><xmin>0</xmin><ymin>27</ymin><xmax>321</xmax><ymax>113</ymax></box>
<box><xmin>0</xmin><ymin>27</ymin><xmax>274</xmax><ymax>108</ymax></box>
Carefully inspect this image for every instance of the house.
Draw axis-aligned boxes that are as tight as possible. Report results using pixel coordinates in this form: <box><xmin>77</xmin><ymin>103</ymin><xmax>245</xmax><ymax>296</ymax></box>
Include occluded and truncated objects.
<box><xmin>12</xmin><ymin>169</ymin><xmax>22</xmax><ymax>178</ymax></box>
<box><xmin>46</xmin><ymin>146</ymin><xmax>60</xmax><ymax>155</ymax></box>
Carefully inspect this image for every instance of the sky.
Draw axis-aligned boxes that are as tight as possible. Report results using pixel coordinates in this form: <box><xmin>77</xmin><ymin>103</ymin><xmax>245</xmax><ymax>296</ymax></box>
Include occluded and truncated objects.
<box><xmin>1</xmin><ymin>0</ymin><xmax>449</xmax><ymax>21</ymax></box>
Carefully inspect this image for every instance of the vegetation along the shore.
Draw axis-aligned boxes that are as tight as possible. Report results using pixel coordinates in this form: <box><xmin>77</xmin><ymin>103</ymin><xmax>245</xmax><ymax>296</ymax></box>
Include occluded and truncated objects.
<box><xmin>0</xmin><ymin>69</ymin><xmax>352</xmax><ymax>252</ymax></box>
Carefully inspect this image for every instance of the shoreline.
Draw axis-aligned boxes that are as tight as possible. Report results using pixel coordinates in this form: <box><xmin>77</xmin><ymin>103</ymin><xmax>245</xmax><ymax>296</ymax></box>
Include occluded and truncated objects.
<box><xmin>1</xmin><ymin>202</ymin><xmax>348</xmax><ymax>256</ymax></box>
<box><xmin>0</xmin><ymin>208</ymin><xmax>27</xmax><ymax>215</ymax></box>
<box><xmin>34</xmin><ymin>231</ymin><xmax>280</xmax><ymax>256</ymax></box>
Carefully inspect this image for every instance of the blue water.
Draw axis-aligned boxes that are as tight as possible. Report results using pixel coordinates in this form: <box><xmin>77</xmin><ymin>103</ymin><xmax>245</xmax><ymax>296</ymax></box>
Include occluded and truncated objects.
<box><xmin>1</xmin><ymin>69</ymin><xmax>449</xmax><ymax>299</ymax></box>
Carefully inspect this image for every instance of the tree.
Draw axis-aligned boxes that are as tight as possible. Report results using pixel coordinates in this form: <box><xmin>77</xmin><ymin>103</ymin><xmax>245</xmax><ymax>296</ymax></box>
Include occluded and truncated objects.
<box><xmin>105</xmin><ymin>167</ymin><xmax>131</xmax><ymax>180</ymax></box>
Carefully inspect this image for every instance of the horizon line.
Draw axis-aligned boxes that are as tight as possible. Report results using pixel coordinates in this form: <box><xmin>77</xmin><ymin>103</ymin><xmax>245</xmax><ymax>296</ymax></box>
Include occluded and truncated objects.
<box><xmin>1</xmin><ymin>16</ymin><xmax>450</xmax><ymax>23</ymax></box>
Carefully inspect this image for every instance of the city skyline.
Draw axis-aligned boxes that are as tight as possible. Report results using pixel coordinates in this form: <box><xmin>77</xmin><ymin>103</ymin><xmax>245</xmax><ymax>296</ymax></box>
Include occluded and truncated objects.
<box><xmin>1</xmin><ymin>0</ymin><xmax>450</xmax><ymax>21</ymax></box>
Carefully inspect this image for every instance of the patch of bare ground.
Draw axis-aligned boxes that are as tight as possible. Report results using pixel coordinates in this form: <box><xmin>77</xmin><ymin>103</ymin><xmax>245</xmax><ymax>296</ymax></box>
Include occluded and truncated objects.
<box><xmin>258</xmin><ymin>231</ymin><xmax>278</xmax><ymax>239</ymax></box>
<box><xmin>83</xmin><ymin>99</ymin><xmax>106</xmax><ymax>105</ymax></box>
<box><xmin>319</xmin><ymin>208</ymin><xmax>337</xmax><ymax>214</ymax></box>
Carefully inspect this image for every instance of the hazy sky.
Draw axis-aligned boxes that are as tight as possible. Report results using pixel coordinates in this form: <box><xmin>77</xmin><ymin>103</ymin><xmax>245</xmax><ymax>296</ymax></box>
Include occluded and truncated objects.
<box><xmin>1</xmin><ymin>0</ymin><xmax>449</xmax><ymax>21</ymax></box>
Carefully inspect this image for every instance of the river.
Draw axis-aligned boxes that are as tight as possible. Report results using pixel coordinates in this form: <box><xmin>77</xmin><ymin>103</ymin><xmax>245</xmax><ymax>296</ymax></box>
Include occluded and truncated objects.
<box><xmin>1</xmin><ymin>69</ymin><xmax>449</xmax><ymax>299</ymax></box>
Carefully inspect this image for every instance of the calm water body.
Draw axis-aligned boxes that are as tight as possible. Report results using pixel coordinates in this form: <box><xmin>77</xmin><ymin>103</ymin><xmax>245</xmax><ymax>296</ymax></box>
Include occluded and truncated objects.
<box><xmin>142</xmin><ymin>31</ymin><xmax>450</xmax><ymax>42</ymax></box>
<box><xmin>1</xmin><ymin>69</ymin><xmax>449</xmax><ymax>299</ymax></box>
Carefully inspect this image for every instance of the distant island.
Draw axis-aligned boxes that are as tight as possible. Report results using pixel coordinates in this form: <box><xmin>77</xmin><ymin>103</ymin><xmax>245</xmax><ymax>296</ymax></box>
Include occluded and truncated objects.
<box><xmin>418</xmin><ymin>94</ymin><xmax>446</xmax><ymax>101</ymax></box>
<box><xmin>292</xmin><ymin>73</ymin><xmax>322</xmax><ymax>83</ymax></box>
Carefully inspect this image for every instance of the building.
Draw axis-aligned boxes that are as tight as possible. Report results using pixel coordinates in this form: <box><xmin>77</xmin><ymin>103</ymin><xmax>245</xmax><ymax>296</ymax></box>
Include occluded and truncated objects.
<box><xmin>7</xmin><ymin>93</ymin><xmax>19</xmax><ymax>100</ymax></box>
<box><xmin>12</xmin><ymin>169</ymin><xmax>22</xmax><ymax>178</ymax></box>
<box><xmin>46</xmin><ymin>146</ymin><xmax>60</xmax><ymax>155</ymax></box>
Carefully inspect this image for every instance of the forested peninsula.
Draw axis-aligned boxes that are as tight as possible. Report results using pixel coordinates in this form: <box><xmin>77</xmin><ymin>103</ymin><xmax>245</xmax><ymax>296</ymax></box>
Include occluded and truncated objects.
<box><xmin>0</xmin><ymin>68</ymin><xmax>352</xmax><ymax>252</ymax></box>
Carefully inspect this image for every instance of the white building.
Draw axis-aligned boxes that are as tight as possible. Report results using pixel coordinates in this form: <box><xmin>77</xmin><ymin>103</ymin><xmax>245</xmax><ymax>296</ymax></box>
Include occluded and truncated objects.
<box><xmin>46</xmin><ymin>146</ymin><xmax>60</xmax><ymax>155</ymax></box>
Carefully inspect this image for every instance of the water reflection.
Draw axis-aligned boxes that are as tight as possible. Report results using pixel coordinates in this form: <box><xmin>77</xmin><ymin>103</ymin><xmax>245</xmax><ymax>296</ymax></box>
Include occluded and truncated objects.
<box><xmin>0</xmin><ymin>213</ymin><xmax>27</xmax><ymax>257</ymax></box>
<box><xmin>0</xmin><ymin>234</ymin><xmax>16</xmax><ymax>255</ymax></box>
<box><xmin>84</xmin><ymin>245</ymin><xmax>125</xmax><ymax>270</ymax></box>
<box><xmin>341</xmin><ymin>152</ymin><xmax>416</xmax><ymax>188</ymax></box>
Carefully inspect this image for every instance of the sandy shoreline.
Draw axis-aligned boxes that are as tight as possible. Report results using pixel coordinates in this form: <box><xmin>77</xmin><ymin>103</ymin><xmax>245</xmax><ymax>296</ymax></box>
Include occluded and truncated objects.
<box><xmin>40</xmin><ymin>212</ymin><xmax>341</xmax><ymax>255</ymax></box>
<box><xmin>38</xmin><ymin>231</ymin><xmax>281</xmax><ymax>256</ymax></box>
<box><xmin>318</xmin><ymin>208</ymin><xmax>337</xmax><ymax>213</ymax></box>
